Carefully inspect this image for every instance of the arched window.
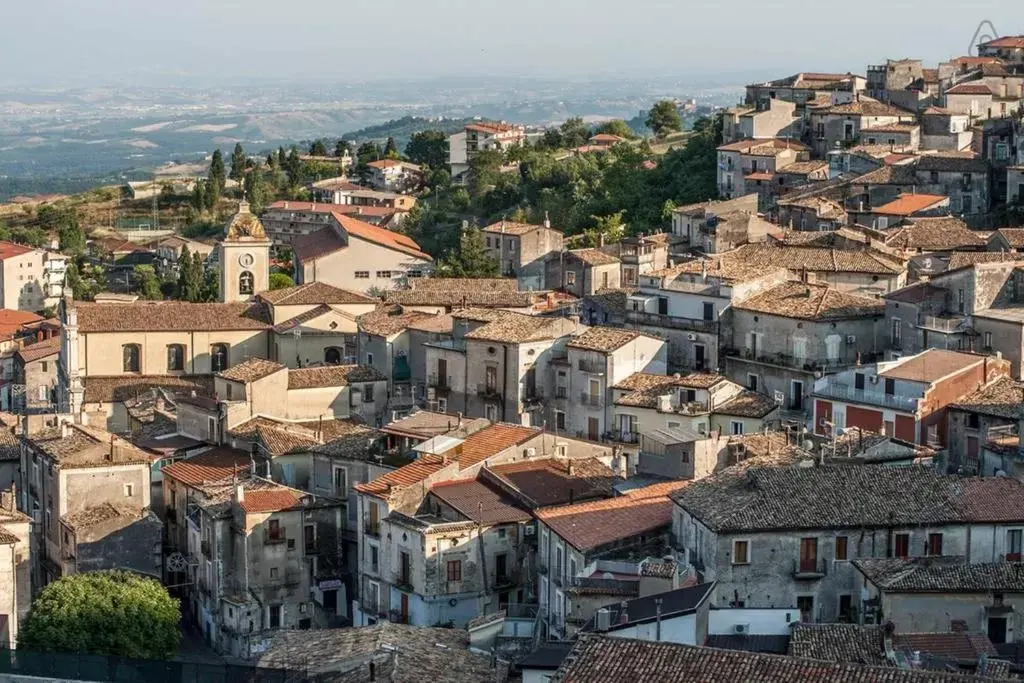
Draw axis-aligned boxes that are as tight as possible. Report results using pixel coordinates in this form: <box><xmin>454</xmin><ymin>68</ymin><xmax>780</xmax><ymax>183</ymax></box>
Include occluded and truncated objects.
<box><xmin>239</xmin><ymin>271</ymin><xmax>254</xmax><ymax>296</ymax></box>
<box><xmin>210</xmin><ymin>344</ymin><xmax>228</xmax><ymax>372</ymax></box>
<box><xmin>324</xmin><ymin>347</ymin><xmax>342</xmax><ymax>365</ymax></box>
<box><xmin>167</xmin><ymin>344</ymin><xmax>185</xmax><ymax>372</ymax></box>
<box><xmin>122</xmin><ymin>344</ymin><xmax>141</xmax><ymax>373</ymax></box>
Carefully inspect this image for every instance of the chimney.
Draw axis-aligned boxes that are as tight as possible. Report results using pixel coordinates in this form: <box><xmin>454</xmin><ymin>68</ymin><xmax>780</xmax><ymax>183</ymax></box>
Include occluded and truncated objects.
<box><xmin>235</xmin><ymin>484</ymin><xmax>245</xmax><ymax>503</ymax></box>
<box><xmin>568</xmin><ymin>461</ymin><xmax>575</xmax><ymax>476</ymax></box>
<box><xmin>544</xmin><ymin>211</ymin><xmax>551</xmax><ymax>229</ymax></box>
<box><xmin>598</xmin><ymin>233</ymin><xmax>605</xmax><ymax>248</ymax></box>
<box><xmin>618</xmin><ymin>601</ymin><xmax>629</xmax><ymax>624</ymax></box>
<box><xmin>311</xmin><ymin>203</ymin><xmax>316</xmax><ymax>211</ymax></box>
<box><xmin>283</xmin><ymin>201</ymin><xmax>288</xmax><ymax>209</ymax></box>
<box><xmin>60</xmin><ymin>422</ymin><xmax>69</xmax><ymax>438</ymax></box>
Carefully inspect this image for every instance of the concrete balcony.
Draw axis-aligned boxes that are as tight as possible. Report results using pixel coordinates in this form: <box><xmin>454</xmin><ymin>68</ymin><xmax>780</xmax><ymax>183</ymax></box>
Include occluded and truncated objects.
<box><xmin>814</xmin><ymin>383</ymin><xmax>919</xmax><ymax>412</ymax></box>
<box><xmin>579</xmin><ymin>392</ymin><xmax>604</xmax><ymax>408</ymax></box>
<box><xmin>792</xmin><ymin>558</ymin><xmax>828</xmax><ymax>580</ymax></box>
<box><xmin>625</xmin><ymin>310</ymin><xmax>717</xmax><ymax>333</ymax></box>
<box><xmin>919</xmin><ymin>315</ymin><xmax>967</xmax><ymax>333</ymax></box>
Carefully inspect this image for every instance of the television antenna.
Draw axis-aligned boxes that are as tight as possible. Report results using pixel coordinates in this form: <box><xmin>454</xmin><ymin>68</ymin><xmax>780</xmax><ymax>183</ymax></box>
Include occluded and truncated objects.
<box><xmin>968</xmin><ymin>20</ymin><xmax>1000</xmax><ymax>56</ymax></box>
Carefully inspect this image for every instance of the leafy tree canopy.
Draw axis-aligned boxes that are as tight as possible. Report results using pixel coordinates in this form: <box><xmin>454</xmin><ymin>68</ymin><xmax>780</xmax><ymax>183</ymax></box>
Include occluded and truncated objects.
<box><xmin>594</xmin><ymin>119</ymin><xmax>639</xmax><ymax>139</ymax></box>
<box><xmin>405</xmin><ymin>130</ymin><xmax>448</xmax><ymax>169</ymax></box>
<box><xmin>646</xmin><ymin>100</ymin><xmax>682</xmax><ymax>138</ymax></box>
<box><xmin>309</xmin><ymin>139</ymin><xmax>328</xmax><ymax>157</ymax></box>
<box><xmin>269</xmin><ymin>272</ymin><xmax>295</xmax><ymax>290</ymax></box>
<box><xmin>19</xmin><ymin>570</ymin><xmax>180</xmax><ymax>659</ymax></box>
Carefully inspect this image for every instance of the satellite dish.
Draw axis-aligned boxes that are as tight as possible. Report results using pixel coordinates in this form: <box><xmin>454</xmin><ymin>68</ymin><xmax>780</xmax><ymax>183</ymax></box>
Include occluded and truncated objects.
<box><xmin>802</xmin><ymin>440</ymin><xmax>815</xmax><ymax>451</ymax></box>
<box><xmin>166</xmin><ymin>552</ymin><xmax>189</xmax><ymax>573</ymax></box>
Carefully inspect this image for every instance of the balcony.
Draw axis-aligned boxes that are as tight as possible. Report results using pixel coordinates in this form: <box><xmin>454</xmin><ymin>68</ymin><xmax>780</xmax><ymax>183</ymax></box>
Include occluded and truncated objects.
<box><xmin>726</xmin><ymin>348</ymin><xmax>878</xmax><ymax>372</ymax></box>
<box><xmin>364</xmin><ymin>524</ymin><xmax>381</xmax><ymax>539</ymax></box>
<box><xmin>579</xmin><ymin>392</ymin><xmax>604</xmax><ymax>408</ymax></box>
<box><xmin>814</xmin><ymin>383</ymin><xmax>919</xmax><ymax>412</ymax></box>
<box><xmin>393</xmin><ymin>571</ymin><xmax>414</xmax><ymax>593</ymax></box>
<box><xmin>428</xmin><ymin>373</ymin><xmax>452</xmax><ymax>394</ymax></box>
<box><xmin>605</xmin><ymin>430</ymin><xmax>639</xmax><ymax>445</ymax></box>
<box><xmin>625</xmin><ymin>310</ymin><xmax>716</xmax><ymax>333</ymax></box>
<box><xmin>493</xmin><ymin>570</ymin><xmax>520</xmax><ymax>588</ymax></box>
<box><xmin>919</xmin><ymin>315</ymin><xmax>967</xmax><ymax>333</ymax></box>
<box><xmin>793</xmin><ymin>557</ymin><xmax>828</xmax><ymax>580</ymax></box>
<box><xmin>522</xmin><ymin>388</ymin><xmax>545</xmax><ymax>405</ymax></box>
<box><xmin>476</xmin><ymin>383</ymin><xmax>502</xmax><ymax>401</ymax></box>
<box><xmin>264</xmin><ymin>530</ymin><xmax>286</xmax><ymax>545</ymax></box>
<box><xmin>576</xmin><ymin>358</ymin><xmax>606</xmax><ymax>375</ymax></box>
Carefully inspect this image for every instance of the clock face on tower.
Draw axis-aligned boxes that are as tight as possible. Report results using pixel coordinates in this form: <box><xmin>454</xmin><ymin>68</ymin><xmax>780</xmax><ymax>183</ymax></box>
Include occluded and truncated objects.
<box><xmin>238</xmin><ymin>253</ymin><xmax>254</xmax><ymax>268</ymax></box>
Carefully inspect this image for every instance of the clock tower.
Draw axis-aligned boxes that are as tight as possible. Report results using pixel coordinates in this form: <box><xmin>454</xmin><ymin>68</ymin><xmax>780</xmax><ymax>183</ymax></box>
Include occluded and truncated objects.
<box><xmin>218</xmin><ymin>200</ymin><xmax>271</xmax><ymax>303</ymax></box>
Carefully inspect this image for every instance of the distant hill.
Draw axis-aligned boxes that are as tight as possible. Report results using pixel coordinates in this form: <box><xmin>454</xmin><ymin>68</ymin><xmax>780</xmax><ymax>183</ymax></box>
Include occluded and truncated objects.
<box><xmin>340</xmin><ymin>116</ymin><xmax>476</xmax><ymax>146</ymax></box>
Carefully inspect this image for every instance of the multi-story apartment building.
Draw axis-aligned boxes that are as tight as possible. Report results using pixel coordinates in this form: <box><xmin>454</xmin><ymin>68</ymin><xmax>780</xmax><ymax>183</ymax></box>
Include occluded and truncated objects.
<box><xmin>558</xmin><ymin>327</ymin><xmax>666</xmax><ymax>442</ymax></box>
<box><xmin>670</xmin><ymin>194</ymin><xmax>759</xmax><ymax>245</ymax></box>
<box><xmin>263</xmin><ymin>200</ymin><xmax>415</xmax><ymax>244</ymax></box>
<box><xmin>672</xmin><ymin>463</ymin><xmax>1024</xmax><ymax>623</ymax></box>
<box><xmin>716</xmin><ymin>139</ymin><xmax>806</xmax><ymax>201</ymax></box>
<box><xmin>811</xmin><ymin>349</ymin><xmax>1010</xmax><ymax>446</ymax></box>
<box><xmin>482</xmin><ymin>220</ymin><xmax>563</xmax><ymax>290</ymax></box>
<box><xmin>20</xmin><ymin>422</ymin><xmax>152</xmax><ymax>587</ymax></box>
<box><xmin>721</xmin><ymin>99</ymin><xmax>799</xmax><ymax>144</ymax></box>
<box><xmin>913</xmin><ymin>155</ymin><xmax>992</xmax><ymax>219</ymax></box>
<box><xmin>12</xmin><ymin>336</ymin><xmax>59</xmax><ymax>413</ymax></box>
<box><xmin>809</xmin><ymin>99</ymin><xmax>917</xmax><ymax>159</ymax></box>
<box><xmin>365</xmin><ymin>160</ymin><xmax>424</xmax><ymax>194</ymax></box>
<box><xmin>0</xmin><ymin>241</ymin><xmax>66</xmax><ymax>312</ymax></box>
<box><xmin>978</xmin><ymin>35</ymin><xmax>1024</xmax><ymax>63</ymax></box>
<box><xmin>464</xmin><ymin>122</ymin><xmax>527</xmax><ymax>159</ymax></box>
<box><xmin>162</xmin><ymin>451</ymin><xmax>344</xmax><ymax>658</ymax></box>
<box><xmin>725</xmin><ymin>281</ymin><xmax>884</xmax><ymax>415</ymax></box>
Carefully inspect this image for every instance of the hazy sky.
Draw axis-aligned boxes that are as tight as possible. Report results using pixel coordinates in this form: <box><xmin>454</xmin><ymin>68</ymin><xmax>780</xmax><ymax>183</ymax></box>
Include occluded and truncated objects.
<box><xmin>1</xmin><ymin>0</ymin><xmax>1022</xmax><ymax>87</ymax></box>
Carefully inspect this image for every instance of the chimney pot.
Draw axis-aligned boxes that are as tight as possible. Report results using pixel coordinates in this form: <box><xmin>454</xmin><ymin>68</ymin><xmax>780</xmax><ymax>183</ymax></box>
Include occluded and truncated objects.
<box><xmin>235</xmin><ymin>484</ymin><xmax>245</xmax><ymax>503</ymax></box>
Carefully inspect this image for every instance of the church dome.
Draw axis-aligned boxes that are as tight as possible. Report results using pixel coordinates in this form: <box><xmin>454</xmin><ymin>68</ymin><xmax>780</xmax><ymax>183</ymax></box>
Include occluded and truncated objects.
<box><xmin>225</xmin><ymin>200</ymin><xmax>268</xmax><ymax>240</ymax></box>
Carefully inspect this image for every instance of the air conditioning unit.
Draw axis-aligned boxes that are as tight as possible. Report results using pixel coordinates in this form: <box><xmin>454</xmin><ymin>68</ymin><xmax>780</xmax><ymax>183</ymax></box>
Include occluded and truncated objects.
<box><xmin>846</xmin><ymin>335</ymin><xmax>856</xmax><ymax>344</ymax></box>
<box><xmin>524</xmin><ymin>526</ymin><xmax>536</xmax><ymax>536</ymax></box>
<box><xmin>525</xmin><ymin>447</ymin><xmax>537</xmax><ymax>457</ymax></box>
<box><xmin>687</xmin><ymin>333</ymin><xmax>697</xmax><ymax>341</ymax></box>
<box><xmin>869</xmin><ymin>375</ymin><xmax>879</xmax><ymax>384</ymax></box>
<box><xmin>734</xmin><ymin>623</ymin><xmax>751</xmax><ymax>635</ymax></box>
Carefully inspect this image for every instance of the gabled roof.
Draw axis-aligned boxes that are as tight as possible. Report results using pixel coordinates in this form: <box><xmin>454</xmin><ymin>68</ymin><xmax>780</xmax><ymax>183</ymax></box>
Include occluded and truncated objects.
<box><xmin>14</xmin><ymin>336</ymin><xmax>61</xmax><ymax>364</ymax></box>
<box><xmin>567</xmin><ymin>327</ymin><xmax>645</xmax><ymax>353</ymax></box>
<box><xmin>980</xmin><ymin>36</ymin><xmax>1024</xmax><ymax>49</ymax></box>
<box><xmin>871</xmin><ymin>193</ymin><xmax>948</xmax><ymax>216</ymax></box>
<box><xmin>788</xmin><ymin>623</ymin><xmax>998</xmax><ymax>669</ymax></box>
<box><xmin>855</xmin><ymin>556</ymin><xmax>1024</xmax><ymax>593</ymax></box>
<box><xmin>613</xmin><ymin>371</ymin><xmax>727</xmax><ymax>408</ymax></box>
<box><xmin>456</xmin><ymin>424</ymin><xmax>537</xmax><ymax>469</ymax></box>
<box><xmin>257</xmin><ymin>282</ymin><xmax>376</xmax><ymax>306</ymax></box>
<box><xmin>991</xmin><ymin>228</ymin><xmax>1024</xmax><ymax>248</ymax></box>
<box><xmin>487</xmin><ymin>457</ymin><xmax>618</xmax><ymax>507</ymax></box>
<box><xmin>816</xmin><ymin>100</ymin><xmax>914</xmax><ymax>117</ymax></box>
<box><xmin>73</xmin><ymin>301</ymin><xmax>270</xmax><ymax>332</ymax></box>
<box><xmin>950</xmin><ymin>375</ymin><xmax>1024</xmax><ymax>419</ymax></box>
<box><xmin>584</xmin><ymin>583</ymin><xmax>715</xmax><ymax>632</ymax></box>
<box><xmin>0</xmin><ymin>241</ymin><xmax>37</xmax><ymax>260</ymax></box>
<box><xmin>885</xmin><ymin>217</ymin><xmax>985</xmax><ymax>250</ymax></box>
<box><xmin>463</xmin><ymin>312</ymin><xmax>568</xmax><ymax>344</ymax></box>
<box><xmin>568</xmin><ymin>248</ymin><xmax>620</xmax><ymax>266</ymax></box>
<box><xmin>217</xmin><ymin>357</ymin><xmax>286</xmax><ymax>384</ymax></box>
<box><xmin>482</xmin><ymin>221</ymin><xmax>552</xmax><ymax>235</ymax></box>
<box><xmin>429</xmin><ymin>479</ymin><xmax>531</xmax><ymax>525</ymax></box>
<box><xmin>239</xmin><ymin>488</ymin><xmax>304</xmax><ymax>514</ymax></box>
<box><xmin>287</xmin><ymin>364</ymin><xmax>386</xmax><ymax>390</ymax></box>
<box><xmin>878</xmin><ymin>349</ymin><xmax>983</xmax><ymax>382</ymax></box>
<box><xmin>945</xmin><ymin>83</ymin><xmax>994</xmax><ymax>95</ymax></box>
<box><xmin>916</xmin><ymin>154</ymin><xmax>989</xmax><ymax>173</ymax></box>
<box><xmin>357</xmin><ymin>305</ymin><xmax>440</xmax><ymax>337</ymax></box>
<box><xmin>354</xmin><ymin>455</ymin><xmax>451</xmax><ymax>499</ymax></box>
<box><xmin>733</xmin><ymin>281</ymin><xmax>884</xmax><ymax>321</ymax></box>
<box><xmin>162</xmin><ymin>448</ymin><xmax>252</xmax><ymax>487</ymax></box>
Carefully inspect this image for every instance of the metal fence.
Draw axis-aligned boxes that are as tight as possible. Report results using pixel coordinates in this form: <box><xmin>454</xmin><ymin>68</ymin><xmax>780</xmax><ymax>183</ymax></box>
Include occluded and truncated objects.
<box><xmin>0</xmin><ymin>649</ymin><xmax>298</xmax><ymax>683</ymax></box>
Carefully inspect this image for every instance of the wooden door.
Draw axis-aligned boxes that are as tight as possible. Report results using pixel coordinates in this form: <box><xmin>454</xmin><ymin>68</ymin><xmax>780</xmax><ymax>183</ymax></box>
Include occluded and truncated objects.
<box><xmin>400</xmin><ymin>593</ymin><xmax>409</xmax><ymax>624</ymax></box>
<box><xmin>588</xmin><ymin>417</ymin><xmax>599</xmax><ymax>441</ymax></box>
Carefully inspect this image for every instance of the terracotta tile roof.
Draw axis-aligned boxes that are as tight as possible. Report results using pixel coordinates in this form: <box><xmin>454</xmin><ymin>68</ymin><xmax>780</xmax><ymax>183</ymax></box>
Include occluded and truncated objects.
<box><xmin>981</xmin><ymin>36</ymin><xmax>1024</xmax><ymax>48</ymax></box>
<box><xmin>726</xmin><ymin>432</ymin><xmax>807</xmax><ymax>463</ymax></box>
<box><xmin>73</xmin><ymin>301</ymin><xmax>270</xmax><ymax>332</ymax></box>
<box><xmin>818</xmin><ymin>100</ymin><xmax>915</xmax><ymax>117</ymax></box>
<box><xmin>257</xmin><ymin>281</ymin><xmax>376</xmax><ymax>306</ymax></box>
<box><xmin>568</xmin><ymin>248</ymin><xmax>620</xmax><ymax>266</ymax></box>
<box><xmin>463</xmin><ymin>312</ymin><xmax>567</xmax><ymax>344</ymax></box>
<box><xmin>744</xmin><ymin>172</ymin><xmax>774</xmax><ymax>182</ymax></box>
<box><xmin>482</xmin><ymin>221</ymin><xmax>551</xmax><ymax>235</ymax></box>
<box><xmin>465</xmin><ymin>121</ymin><xmax>521</xmax><ymax>134</ymax></box>
<box><xmin>0</xmin><ymin>240</ymin><xmax>36</xmax><ymax>260</ymax></box>
<box><xmin>584</xmin><ymin>288</ymin><xmax>635</xmax><ymax>315</ymax></box>
<box><xmin>385</xmin><ymin>278</ymin><xmax>535</xmax><ymax>308</ymax></box>
<box><xmin>788</xmin><ymin>623</ymin><xmax>997</xmax><ymax>667</ymax></box>
<box><xmin>429</xmin><ymin>479</ymin><xmax>532</xmax><ymax>524</ymax></box>
<box><xmin>487</xmin><ymin>457</ymin><xmax>618</xmax><ymax>507</ymax></box>
<box><xmin>613</xmin><ymin>372</ymin><xmax>725</xmax><ymax>408</ymax></box>
<box><xmin>308</xmin><ymin>421</ymin><xmax>383</xmax><ymax>459</ymax></box>
<box><xmin>14</xmin><ymin>336</ymin><xmax>60</xmax><ymax>364</ymax></box>
<box><xmin>62</xmin><ymin>503</ymin><xmax>143</xmax><ymax>530</ymax></box>
<box><xmin>861</xmin><ymin>123</ymin><xmax>920</xmax><ymax>134</ymax></box>
<box><xmin>855</xmin><ymin>556</ymin><xmax>1024</xmax><ymax>593</ymax></box>
<box><xmin>652</xmin><ymin>255</ymin><xmax>784</xmax><ymax>285</ymax></box>
<box><xmin>354</xmin><ymin>454</ymin><xmax>451</xmax><ymax>499</ymax></box>
<box><xmin>779</xmin><ymin>160</ymin><xmax>829</xmax><ymax>175</ymax></box>
<box><xmin>734</xmin><ymin>281</ymin><xmax>884</xmax><ymax>321</ymax></box>
<box><xmin>291</xmin><ymin>226</ymin><xmax>347</xmax><ymax>261</ymax></box>
<box><xmin>367</xmin><ymin>159</ymin><xmax>421</xmax><ymax>171</ymax></box>
<box><xmin>334</xmin><ymin>213</ymin><xmax>431</xmax><ymax>261</ymax></box>
<box><xmin>358</xmin><ymin>305</ymin><xmax>445</xmax><ymax>337</ymax></box>
<box><xmin>557</xmin><ymin>634</ymin><xmax>1014</xmax><ymax>682</ymax></box>
<box><xmin>536</xmin><ymin>491</ymin><xmax>677</xmax><ymax>552</ymax></box>
<box><xmin>82</xmin><ymin>375</ymin><xmax>213</xmax><ymax>404</ymax></box>
<box><xmin>885</xmin><ymin>217</ymin><xmax>984</xmax><ymax>250</ymax></box>
<box><xmin>0</xmin><ymin>426</ymin><xmax>20</xmax><ymax>462</ymax></box>
<box><xmin>0</xmin><ymin>309</ymin><xmax>43</xmax><ymax>339</ymax></box>
<box><xmin>0</xmin><ymin>528</ymin><xmax>19</xmax><ymax>544</ymax></box>
<box><xmin>239</xmin><ymin>488</ymin><xmax>303</xmax><ymax>514</ymax></box>
<box><xmin>456</xmin><ymin>423</ymin><xmax>537</xmax><ymax>469</ymax></box>
<box><xmin>228</xmin><ymin>417</ymin><xmax>320</xmax><ymax>456</ymax></box>
<box><xmin>731</xmin><ymin>244</ymin><xmax>905</xmax><ymax>275</ymax></box>
<box><xmin>872</xmin><ymin>193</ymin><xmax>949</xmax><ymax>216</ymax></box>
<box><xmin>673</xmin><ymin>464</ymin><xmax>1024</xmax><ymax>533</ymax></box>
<box><xmin>947</xmin><ymin>250</ymin><xmax>1024</xmax><ymax>271</ymax></box>
<box><xmin>714</xmin><ymin>390</ymin><xmax>779</xmax><ymax>418</ymax></box>
<box><xmin>27</xmin><ymin>424</ymin><xmax>151</xmax><ymax>469</ymax></box>
<box><xmin>217</xmin><ymin>357</ymin><xmax>286</xmax><ymax>383</ymax></box>
<box><xmin>272</xmin><ymin>304</ymin><xmax>344</xmax><ymax>334</ymax></box>
<box><xmin>852</xmin><ymin>164</ymin><xmax>919</xmax><ymax>186</ymax></box>
<box><xmin>945</xmin><ymin>83</ymin><xmax>994</xmax><ymax>95</ymax></box>
<box><xmin>567</xmin><ymin>326</ymin><xmax>644</xmax><ymax>353</ymax></box>
<box><xmin>950</xmin><ymin>376</ymin><xmax>1024</xmax><ymax>419</ymax></box>
<box><xmin>162</xmin><ymin>448</ymin><xmax>252</xmax><ymax>486</ymax></box>
<box><xmin>287</xmin><ymin>364</ymin><xmax>385</xmax><ymax>390</ymax></box>
<box><xmin>992</xmin><ymin>228</ymin><xmax>1024</xmax><ymax>248</ymax></box>
<box><xmin>878</xmin><ymin>349</ymin><xmax>983</xmax><ymax>382</ymax></box>
<box><xmin>380</xmin><ymin>410</ymin><xmax>489</xmax><ymax>440</ymax></box>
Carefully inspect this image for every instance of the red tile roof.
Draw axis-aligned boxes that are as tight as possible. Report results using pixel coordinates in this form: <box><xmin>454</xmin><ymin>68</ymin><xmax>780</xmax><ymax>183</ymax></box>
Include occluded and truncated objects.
<box><xmin>0</xmin><ymin>241</ymin><xmax>35</xmax><ymax>260</ymax></box>
<box><xmin>945</xmin><ymin>83</ymin><xmax>994</xmax><ymax>95</ymax></box>
<box><xmin>354</xmin><ymin>455</ymin><xmax>451</xmax><ymax>499</ymax></box>
<box><xmin>429</xmin><ymin>479</ymin><xmax>531</xmax><ymax>525</ymax></box>
<box><xmin>456</xmin><ymin>424</ymin><xmax>538</xmax><ymax>469</ymax></box>
<box><xmin>239</xmin><ymin>488</ymin><xmax>303</xmax><ymax>514</ymax></box>
<box><xmin>14</xmin><ymin>336</ymin><xmax>60</xmax><ymax>364</ymax></box>
<box><xmin>878</xmin><ymin>349</ymin><xmax>983</xmax><ymax>383</ymax></box>
<box><xmin>0</xmin><ymin>309</ymin><xmax>44</xmax><ymax>340</ymax></box>
<box><xmin>981</xmin><ymin>36</ymin><xmax>1024</xmax><ymax>49</ymax></box>
<box><xmin>536</xmin><ymin>494</ymin><xmax>675</xmax><ymax>552</ymax></box>
<box><xmin>162</xmin><ymin>449</ymin><xmax>251</xmax><ymax>486</ymax></box>
<box><xmin>872</xmin><ymin>193</ymin><xmax>948</xmax><ymax>216</ymax></box>
<box><xmin>334</xmin><ymin>213</ymin><xmax>430</xmax><ymax>260</ymax></box>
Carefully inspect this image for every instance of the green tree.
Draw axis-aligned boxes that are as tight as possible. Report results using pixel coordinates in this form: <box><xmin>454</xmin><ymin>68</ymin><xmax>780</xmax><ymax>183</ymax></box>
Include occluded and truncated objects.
<box><xmin>18</xmin><ymin>570</ymin><xmax>180</xmax><ymax>659</ymax></box>
<box><xmin>538</xmin><ymin>128</ymin><xmax>564</xmax><ymax>150</ymax></box>
<box><xmin>176</xmin><ymin>245</ymin><xmax>203</xmax><ymax>301</ymax></box>
<box><xmin>64</xmin><ymin>262</ymin><xmax>90</xmax><ymax>300</ymax></box>
<box><xmin>334</xmin><ymin>139</ymin><xmax>351</xmax><ymax>158</ymax></box>
<box><xmin>57</xmin><ymin>211</ymin><xmax>86</xmax><ymax>254</ymax></box>
<box><xmin>10</xmin><ymin>226</ymin><xmax>47</xmax><ymax>248</ymax></box>
<box><xmin>244</xmin><ymin>165</ymin><xmax>269</xmax><ymax>215</ymax></box>
<box><xmin>133</xmin><ymin>265</ymin><xmax>162</xmax><ymax>300</ymax></box>
<box><xmin>191</xmin><ymin>180</ymin><xmax>207</xmax><ymax>213</ymax></box>
<box><xmin>646</xmin><ymin>100</ymin><xmax>682</xmax><ymax>138</ymax></box>
<box><xmin>284</xmin><ymin>147</ymin><xmax>302</xmax><ymax>186</ymax></box>
<box><xmin>269</xmin><ymin>272</ymin><xmax>295</xmax><ymax>290</ymax></box>
<box><xmin>0</xmin><ymin>219</ymin><xmax>10</xmax><ymax>242</ymax></box>
<box><xmin>405</xmin><ymin>130</ymin><xmax>448</xmax><ymax>169</ymax></box>
<box><xmin>594</xmin><ymin>119</ymin><xmax>638</xmax><ymax>139</ymax></box>
<box><xmin>383</xmin><ymin>137</ymin><xmax>400</xmax><ymax>159</ymax></box>
<box><xmin>444</xmin><ymin>225</ymin><xmax>499</xmax><ymax>277</ymax></box>
<box><xmin>199</xmin><ymin>266</ymin><xmax>219</xmax><ymax>301</ymax></box>
<box><xmin>559</xmin><ymin>117</ymin><xmax>590</xmax><ymax>148</ymax></box>
<box><xmin>467</xmin><ymin>149</ymin><xmax>505</xmax><ymax>199</ymax></box>
<box><xmin>230</xmin><ymin>143</ymin><xmax>247</xmax><ymax>181</ymax></box>
<box><xmin>208</xmin><ymin>149</ymin><xmax>226</xmax><ymax>197</ymax></box>
<box><xmin>309</xmin><ymin>139</ymin><xmax>328</xmax><ymax>157</ymax></box>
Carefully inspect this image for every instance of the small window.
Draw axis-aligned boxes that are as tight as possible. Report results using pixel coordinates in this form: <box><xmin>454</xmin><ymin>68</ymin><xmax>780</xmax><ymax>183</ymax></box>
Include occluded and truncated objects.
<box><xmin>835</xmin><ymin>536</ymin><xmax>848</xmax><ymax>561</ymax></box>
<box><xmin>363</xmin><ymin>384</ymin><xmax>375</xmax><ymax>402</ymax></box>
<box><xmin>447</xmin><ymin>559</ymin><xmax>462</xmax><ymax>582</ymax></box>
<box><xmin>124</xmin><ymin>484</ymin><xmax>134</xmax><ymax>497</ymax></box>
<box><xmin>367</xmin><ymin>352</ymin><xmax>374</xmax><ymax>366</ymax></box>
<box><xmin>985</xmin><ymin>332</ymin><xmax>993</xmax><ymax>349</ymax></box>
<box><xmin>287</xmin><ymin>538</ymin><xmax>296</xmax><ymax>550</ymax></box>
<box><xmin>167</xmin><ymin>344</ymin><xmax>185</xmax><ymax>372</ymax></box>
<box><xmin>270</xmin><ymin>567</ymin><xmax>279</xmax><ymax>579</ymax></box>
<box><xmin>122</xmin><ymin>344</ymin><xmax>141</xmax><ymax>373</ymax></box>
<box><xmin>731</xmin><ymin>421</ymin><xmax>744</xmax><ymax>435</ymax></box>
<box><xmin>927</xmin><ymin>533</ymin><xmax>943</xmax><ymax>556</ymax></box>
<box><xmin>355</xmin><ymin>271</ymin><xmax>370</xmax><ymax>279</ymax></box>
<box><xmin>555</xmin><ymin>410</ymin><xmax>566</xmax><ymax>430</ymax></box>
<box><xmin>732</xmin><ymin>540</ymin><xmax>749</xmax><ymax>564</ymax></box>
<box><xmin>566</xmin><ymin>271</ymin><xmax>576</xmax><ymax>286</ymax></box>
<box><xmin>210</xmin><ymin>344</ymin><xmax>229</xmax><ymax>372</ymax></box>
<box><xmin>894</xmin><ymin>533</ymin><xmax>910</xmax><ymax>558</ymax></box>
<box><xmin>41</xmin><ymin>361</ymin><xmax>47</xmax><ymax>372</ymax></box>
<box><xmin>375</xmin><ymin>270</ymin><xmax>392</xmax><ymax>279</ymax></box>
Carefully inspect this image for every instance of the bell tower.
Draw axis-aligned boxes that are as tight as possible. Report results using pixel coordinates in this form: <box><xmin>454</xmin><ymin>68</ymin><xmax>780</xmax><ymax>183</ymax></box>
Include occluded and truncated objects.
<box><xmin>218</xmin><ymin>200</ymin><xmax>271</xmax><ymax>303</ymax></box>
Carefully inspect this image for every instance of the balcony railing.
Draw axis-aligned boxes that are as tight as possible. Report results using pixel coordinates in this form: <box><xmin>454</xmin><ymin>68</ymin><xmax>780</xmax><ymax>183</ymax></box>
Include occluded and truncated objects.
<box><xmin>919</xmin><ymin>315</ymin><xmax>967</xmax><ymax>333</ymax></box>
<box><xmin>793</xmin><ymin>557</ymin><xmax>828</xmax><ymax>579</ymax></box>
<box><xmin>364</xmin><ymin>524</ymin><xmax>380</xmax><ymax>539</ymax></box>
<box><xmin>579</xmin><ymin>392</ymin><xmax>604</xmax><ymax>408</ymax></box>
<box><xmin>814</xmin><ymin>383</ymin><xmax>919</xmax><ymax>411</ymax></box>
<box><xmin>264</xmin><ymin>530</ymin><xmax>286</xmax><ymax>545</ymax></box>
<box><xmin>393</xmin><ymin>571</ymin><xmax>414</xmax><ymax>592</ymax></box>
<box><xmin>625</xmin><ymin>310</ymin><xmax>716</xmax><ymax>333</ymax></box>
<box><xmin>476</xmin><ymin>383</ymin><xmax>501</xmax><ymax>400</ymax></box>
<box><xmin>577</xmin><ymin>359</ymin><xmax>606</xmax><ymax>375</ymax></box>
<box><xmin>428</xmin><ymin>374</ymin><xmax>452</xmax><ymax>393</ymax></box>
<box><xmin>604</xmin><ymin>430</ymin><xmax>639</xmax><ymax>445</ymax></box>
<box><xmin>727</xmin><ymin>348</ymin><xmax>878</xmax><ymax>372</ymax></box>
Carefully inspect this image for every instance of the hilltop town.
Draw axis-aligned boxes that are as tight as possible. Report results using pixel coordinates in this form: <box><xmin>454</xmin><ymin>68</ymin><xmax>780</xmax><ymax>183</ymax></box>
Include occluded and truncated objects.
<box><xmin>4</xmin><ymin>32</ymin><xmax>1024</xmax><ymax>683</ymax></box>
